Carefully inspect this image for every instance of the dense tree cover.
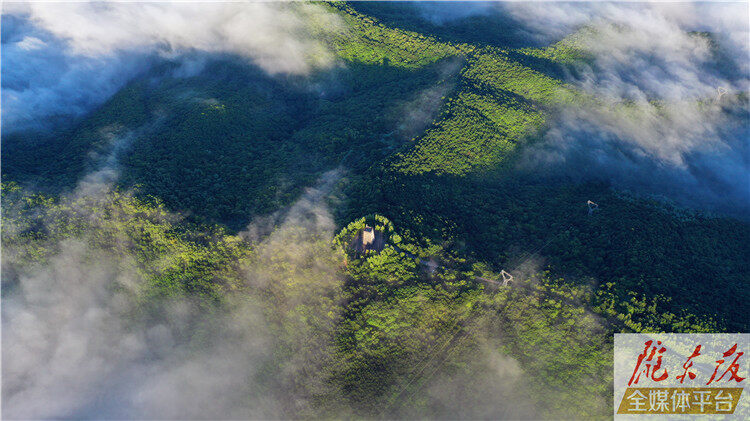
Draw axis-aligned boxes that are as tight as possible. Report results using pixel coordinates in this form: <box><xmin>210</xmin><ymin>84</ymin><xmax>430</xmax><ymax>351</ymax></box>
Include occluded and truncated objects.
<box><xmin>515</xmin><ymin>27</ymin><xmax>593</xmax><ymax>65</ymax></box>
<box><xmin>390</xmin><ymin>83</ymin><xmax>545</xmax><ymax>175</ymax></box>
<box><xmin>326</xmin><ymin>214</ymin><xmax>720</xmax><ymax>418</ymax></box>
<box><xmin>327</xmin><ymin>5</ymin><xmax>749</xmax><ymax>333</ymax></box>
<box><xmin>1</xmin><ymin>182</ymin><xmax>347</xmax><ymax>417</ymax></box>
<box><xmin>347</xmin><ymin>1</ymin><xmax>550</xmax><ymax>49</ymax></box>
<box><xmin>4</xmin><ymin>56</ymin><xmax>460</xmax><ymax>230</ymax></box>
<box><xmin>1</xmin><ymin>181</ymin><xmax>248</xmax><ymax>305</ymax></box>
<box><xmin>326</xmin><ymin>3</ymin><xmax>465</xmax><ymax>68</ymax></box>
<box><xmin>3</xmin><ymin>3</ymin><xmax>590</xmax><ymax>222</ymax></box>
<box><xmin>1</xmin><ymin>83</ymin><xmax>154</xmax><ymax>191</ymax></box>
<box><xmin>2</xmin><ymin>2</ymin><xmax>748</xmax><ymax>418</ymax></box>
<box><xmin>463</xmin><ymin>48</ymin><xmax>583</xmax><ymax>108</ymax></box>
<box><xmin>1</xmin><ymin>184</ymin><xmax>609</xmax><ymax>418</ymax></box>
<box><xmin>3</xmin><ymin>180</ymin><xmax>724</xmax><ymax>418</ymax></box>
<box><xmin>341</xmin><ymin>168</ymin><xmax>747</xmax><ymax>331</ymax></box>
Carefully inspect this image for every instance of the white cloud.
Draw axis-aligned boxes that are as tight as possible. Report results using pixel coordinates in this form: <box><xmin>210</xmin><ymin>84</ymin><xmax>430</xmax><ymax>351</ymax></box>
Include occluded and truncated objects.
<box><xmin>1</xmin><ymin>171</ymin><xmax>346</xmax><ymax>419</ymax></box>
<box><xmin>8</xmin><ymin>2</ymin><xmax>340</xmax><ymax>75</ymax></box>
<box><xmin>1</xmin><ymin>2</ymin><xmax>342</xmax><ymax>132</ymax></box>
<box><xmin>499</xmin><ymin>1</ymin><xmax>750</xmax><ymax>215</ymax></box>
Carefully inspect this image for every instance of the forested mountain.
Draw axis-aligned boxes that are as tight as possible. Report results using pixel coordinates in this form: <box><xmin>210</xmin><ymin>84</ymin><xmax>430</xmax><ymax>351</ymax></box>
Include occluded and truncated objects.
<box><xmin>2</xmin><ymin>2</ymin><xmax>748</xmax><ymax>419</ymax></box>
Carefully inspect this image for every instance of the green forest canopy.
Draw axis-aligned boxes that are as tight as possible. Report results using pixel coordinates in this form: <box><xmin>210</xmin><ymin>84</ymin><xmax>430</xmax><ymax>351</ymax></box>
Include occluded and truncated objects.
<box><xmin>2</xmin><ymin>2</ymin><xmax>748</xmax><ymax>418</ymax></box>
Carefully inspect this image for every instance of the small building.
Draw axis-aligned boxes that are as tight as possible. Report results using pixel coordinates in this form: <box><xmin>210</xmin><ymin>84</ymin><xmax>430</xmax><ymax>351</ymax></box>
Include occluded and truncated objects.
<box><xmin>362</xmin><ymin>226</ymin><xmax>375</xmax><ymax>248</ymax></box>
<box><xmin>351</xmin><ymin>225</ymin><xmax>385</xmax><ymax>255</ymax></box>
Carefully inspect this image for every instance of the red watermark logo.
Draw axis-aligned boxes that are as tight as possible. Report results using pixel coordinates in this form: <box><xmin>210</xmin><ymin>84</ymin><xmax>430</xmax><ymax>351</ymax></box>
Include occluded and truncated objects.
<box><xmin>615</xmin><ymin>334</ymin><xmax>748</xmax><ymax>417</ymax></box>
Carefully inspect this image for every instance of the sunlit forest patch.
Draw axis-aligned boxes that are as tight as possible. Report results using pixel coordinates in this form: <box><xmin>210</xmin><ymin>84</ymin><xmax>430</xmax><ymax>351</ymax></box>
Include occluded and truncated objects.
<box><xmin>2</xmin><ymin>1</ymin><xmax>748</xmax><ymax>419</ymax></box>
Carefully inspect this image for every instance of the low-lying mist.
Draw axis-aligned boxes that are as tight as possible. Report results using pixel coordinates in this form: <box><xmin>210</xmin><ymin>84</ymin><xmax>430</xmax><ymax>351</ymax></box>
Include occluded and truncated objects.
<box><xmin>507</xmin><ymin>2</ymin><xmax>748</xmax><ymax>217</ymax></box>
<box><xmin>1</xmin><ymin>172</ymin><xmax>347</xmax><ymax>419</ymax></box>
<box><xmin>2</xmin><ymin>169</ymin><xmax>610</xmax><ymax>419</ymax></box>
<box><xmin>518</xmin><ymin>2</ymin><xmax>749</xmax><ymax>216</ymax></box>
<box><xmin>415</xmin><ymin>1</ymin><xmax>750</xmax><ymax>216</ymax></box>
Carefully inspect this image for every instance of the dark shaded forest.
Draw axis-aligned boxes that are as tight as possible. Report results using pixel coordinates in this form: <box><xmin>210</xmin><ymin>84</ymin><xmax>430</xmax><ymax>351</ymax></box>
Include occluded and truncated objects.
<box><xmin>3</xmin><ymin>2</ymin><xmax>748</xmax><ymax>419</ymax></box>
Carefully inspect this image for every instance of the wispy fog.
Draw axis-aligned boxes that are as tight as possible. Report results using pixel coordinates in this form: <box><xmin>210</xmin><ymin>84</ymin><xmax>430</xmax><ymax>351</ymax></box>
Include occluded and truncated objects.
<box><xmin>2</xmin><ymin>171</ymin><xmax>346</xmax><ymax>419</ymax></box>
<box><xmin>510</xmin><ymin>2</ymin><xmax>749</xmax><ymax>216</ymax></box>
